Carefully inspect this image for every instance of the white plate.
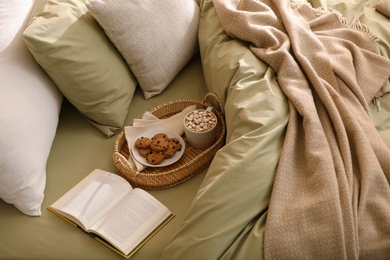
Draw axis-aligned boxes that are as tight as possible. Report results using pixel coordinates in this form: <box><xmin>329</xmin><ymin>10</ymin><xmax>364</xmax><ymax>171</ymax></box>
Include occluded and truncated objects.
<box><xmin>131</xmin><ymin>128</ymin><xmax>185</xmax><ymax>167</ymax></box>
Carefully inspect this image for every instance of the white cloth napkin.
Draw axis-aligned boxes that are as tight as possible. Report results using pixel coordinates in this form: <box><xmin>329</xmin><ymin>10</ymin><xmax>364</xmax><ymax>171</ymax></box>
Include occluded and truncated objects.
<box><xmin>124</xmin><ymin>105</ymin><xmax>196</xmax><ymax>172</ymax></box>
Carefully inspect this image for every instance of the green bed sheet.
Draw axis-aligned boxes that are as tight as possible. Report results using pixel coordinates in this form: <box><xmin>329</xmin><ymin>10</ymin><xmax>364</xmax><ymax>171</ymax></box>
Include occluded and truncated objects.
<box><xmin>161</xmin><ymin>0</ymin><xmax>390</xmax><ymax>259</ymax></box>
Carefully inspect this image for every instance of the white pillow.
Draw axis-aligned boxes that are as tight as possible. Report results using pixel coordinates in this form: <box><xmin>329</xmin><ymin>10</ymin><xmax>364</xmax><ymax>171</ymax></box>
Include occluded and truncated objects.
<box><xmin>86</xmin><ymin>0</ymin><xmax>200</xmax><ymax>99</ymax></box>
<box><xmin>0</xmin><ymin>0</ymin><xmax>62</xmax><ymax>216</ymax></box>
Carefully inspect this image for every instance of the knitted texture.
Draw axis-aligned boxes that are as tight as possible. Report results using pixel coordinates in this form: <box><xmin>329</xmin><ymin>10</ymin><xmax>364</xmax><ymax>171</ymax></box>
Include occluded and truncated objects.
<box><xmin>86</xmin><ymin>0</ymin><xmax>199</xmax><ymax>99</ymax></box>
<box><xmin>214</xmin><ymin>0</ymin><xmax>390</xmax><ymax>258</ymax></box>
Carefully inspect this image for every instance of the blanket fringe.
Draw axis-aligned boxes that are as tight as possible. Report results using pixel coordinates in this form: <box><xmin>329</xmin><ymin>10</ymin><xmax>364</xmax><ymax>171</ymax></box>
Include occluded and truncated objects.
<box><xmin>373</xmin><ymin>96</ymin><xmax>382</xmax><ymax>112</ymax></box>
<box><xmin>291</xmin><ymin>2</ymin><xmax>380</xmax><ymax>43</ymax></box>
<box><xmin>291</xmin><ymin>1</ymin><xmax>384</xmax><ymax>111</ymax></box>
<box><xmin>348</xmin><ymin>11</ymin><xmax>380</xmax><ymax>43</ymax></box>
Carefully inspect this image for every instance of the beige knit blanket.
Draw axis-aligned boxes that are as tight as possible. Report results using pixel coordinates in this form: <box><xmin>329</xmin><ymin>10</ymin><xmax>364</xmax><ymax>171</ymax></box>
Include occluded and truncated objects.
<box><xmin>376</xmin><ymin>0</ymin><xmax>390</xmax><ymax>18</ymax></box>
<box><xmin>214</xmin><ymin>0</ymin><xmax>390</xmax><ymax>258</ymax></box>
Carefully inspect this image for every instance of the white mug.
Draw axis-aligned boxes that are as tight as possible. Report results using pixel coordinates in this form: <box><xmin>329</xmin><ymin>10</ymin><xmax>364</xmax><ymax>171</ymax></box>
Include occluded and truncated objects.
<box><xmin>183</xmin><ymin>107</ymin><xmax>217</xmax><ymax>149</ymax></box>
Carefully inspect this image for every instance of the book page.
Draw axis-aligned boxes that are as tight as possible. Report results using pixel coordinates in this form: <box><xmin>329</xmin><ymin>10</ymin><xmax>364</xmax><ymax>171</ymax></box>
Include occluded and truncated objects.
<box><xmin>50</xmin><ymin>169</ymin><xmax>133</xmax><ymax>230</ymax></box>
<box><xmin>89</xmin><ymin>188</ymin><xmax>172</xmax><ymax>255</ymax></box>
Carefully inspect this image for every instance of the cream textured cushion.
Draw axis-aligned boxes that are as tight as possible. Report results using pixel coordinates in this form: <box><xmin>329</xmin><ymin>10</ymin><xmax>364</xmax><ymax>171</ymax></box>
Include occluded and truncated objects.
<box><xmin>86</xmin><ymin>0</ymin><xmax>200</xmax><ymax>99</ymax></box>
<box><xmin>23</xmin><ymin>0</ymin><xmax>138</xmax><ymax>137</ymax></box>
<box><xmin>0</xmin><ymin>0</ymin><xmax>62</xmax><ymax>216</ymax></box>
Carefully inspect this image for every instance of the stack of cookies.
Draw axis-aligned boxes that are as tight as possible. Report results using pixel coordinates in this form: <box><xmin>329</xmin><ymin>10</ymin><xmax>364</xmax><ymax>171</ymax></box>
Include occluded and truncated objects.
<box><xmin>134</xmin><ymin>132</ymin><xmax>183</xmax><ymax>165</ymax></box>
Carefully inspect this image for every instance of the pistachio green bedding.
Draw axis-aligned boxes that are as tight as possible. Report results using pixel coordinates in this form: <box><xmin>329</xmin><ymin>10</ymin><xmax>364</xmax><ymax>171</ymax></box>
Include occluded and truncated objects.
<box><xmin>161</xmin><ymin>0</ymin><xmax>390</xmax><ymax>259</ymax></box>
<box><xmin>0</xmin><ymin>55</ymin><xmax>209</xmax><ymax>260</ymax></box>
<box><xmin>1</xmin><ymin>0</ymin><xmax>390</xmax><ymax>259</ymax></box>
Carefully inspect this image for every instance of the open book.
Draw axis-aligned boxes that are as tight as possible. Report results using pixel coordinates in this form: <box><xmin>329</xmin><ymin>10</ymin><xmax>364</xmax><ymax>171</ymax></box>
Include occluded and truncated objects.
<box><xmin>48</xmin><ymin>169</ymin><xmax>175</xmax><ymax>258</ymax></box>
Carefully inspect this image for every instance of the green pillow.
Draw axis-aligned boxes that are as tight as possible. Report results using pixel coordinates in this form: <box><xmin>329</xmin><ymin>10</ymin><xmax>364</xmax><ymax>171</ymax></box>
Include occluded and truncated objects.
<box><xmin>23</xmin><ymin>0</ymin><xmax>137</xmax><ymax>137</ymax></box>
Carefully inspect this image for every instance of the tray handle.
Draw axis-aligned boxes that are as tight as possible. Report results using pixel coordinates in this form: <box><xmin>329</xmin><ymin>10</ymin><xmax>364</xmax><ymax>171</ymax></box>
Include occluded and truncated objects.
<box><xmin>202</xmin><ymin>92</ymin><xmax>224</xmax><ymax>116</ymax></box>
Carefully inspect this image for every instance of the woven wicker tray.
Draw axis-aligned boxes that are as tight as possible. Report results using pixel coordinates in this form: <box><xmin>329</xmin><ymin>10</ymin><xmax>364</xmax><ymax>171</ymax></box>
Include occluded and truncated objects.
<box><xmin>113</xmin><ymin>92</ymin><xmax>226</xmax><ymax>190</ymax></box>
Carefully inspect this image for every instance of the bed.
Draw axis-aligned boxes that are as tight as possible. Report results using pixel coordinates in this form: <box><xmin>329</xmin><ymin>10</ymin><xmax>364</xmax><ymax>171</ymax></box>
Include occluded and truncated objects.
<box><xmin>1</xmin><ymin>0</ymin><xmax>390</xmax><ymax>259</ymax></box>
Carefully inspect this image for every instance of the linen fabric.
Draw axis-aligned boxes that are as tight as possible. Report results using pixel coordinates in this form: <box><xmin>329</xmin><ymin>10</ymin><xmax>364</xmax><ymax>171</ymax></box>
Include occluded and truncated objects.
<box><xmin>213</xmin><ymin>0</ymin><xmax>390</xmax><ymax>258</ymax></box>
<box><xmin>86</xmin><ymin>0</ymin><xmax>200</xmax><ymax>99</ymax></box>
<box><xmin>23</xmin><ymin>0</ymin><xmax>137</xmax><ymax>137</ymax></box>
<box><xmin>161</xmin><ymin>0</ymin><xmax>289</xmax><ymax>258</ymax></box>
<box><xmin>0</xmin><ymin>0</ymin><xmax>62</xmax><ymax>216</ymax></box>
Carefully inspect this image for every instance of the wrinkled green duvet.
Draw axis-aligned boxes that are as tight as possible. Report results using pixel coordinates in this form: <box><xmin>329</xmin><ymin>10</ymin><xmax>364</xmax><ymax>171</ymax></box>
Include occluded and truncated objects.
<box><xmin>162</xmin><ymin>0</ymin><xmax>390</xmax><ymax>259</ymax></box>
